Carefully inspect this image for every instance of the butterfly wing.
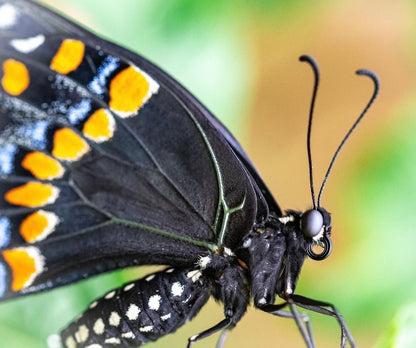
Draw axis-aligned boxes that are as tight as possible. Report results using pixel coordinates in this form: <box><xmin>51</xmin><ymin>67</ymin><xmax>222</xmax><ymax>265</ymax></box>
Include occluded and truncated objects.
<box><xmin>0</xmin><ymin>0</ymin><xmax>265</xmax><ymax>300</ymax></box>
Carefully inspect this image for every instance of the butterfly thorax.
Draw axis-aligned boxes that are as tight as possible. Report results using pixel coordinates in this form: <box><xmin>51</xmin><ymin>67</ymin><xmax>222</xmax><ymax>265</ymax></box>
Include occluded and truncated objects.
<box><xmin>239</xmin><ymin>208</ymin><xmax>332</xmax><ymax>307</ymax></box>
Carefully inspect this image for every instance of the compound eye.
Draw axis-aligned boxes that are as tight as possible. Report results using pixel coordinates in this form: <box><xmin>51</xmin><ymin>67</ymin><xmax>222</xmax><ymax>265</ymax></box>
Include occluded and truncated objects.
<box><xmin>301</xmin><ymin>209</ymin><xmax>324</xmax><ymax>238</ymax></box>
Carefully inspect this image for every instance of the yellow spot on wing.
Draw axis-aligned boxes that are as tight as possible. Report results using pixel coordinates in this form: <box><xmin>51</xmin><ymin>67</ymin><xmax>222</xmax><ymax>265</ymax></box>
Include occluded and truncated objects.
<box><xmin>2</xmin><ymin>247</ymin><xmax>44</xmax><ymax>291</ymax></box>
<box><xmin>22</xmin><ymin>152</ymin><xmax>64</xmax><ymax>180</ymax></box>
<box><xmin>1</xmin><ymin>59</ymin><xmax>29</xmax><ymax>95</ymax></box>
<box><xmin>50</xmin><ymin>39</ymin><xmax>85</xmax><ymax>74</ymax></box>
<box><xmin>109</xmin><ymin>66</ymin><xmax>158</xmax><ymax>118</ymax></box>
<box><xmin>20</xmin><ymin>210</ymin><xmax>59</xmax><ymax>243</ymax></box>
<box><xmin>5</xmin><ymin>182</ymin><xmax>59</xmax><ymax>207</ymax></box>
<box><xmin>82</xmin><ymin>108</ymin><xmax>115</xmax><ymax>142</ymax></box>
<box><xmin>52</xmin><ymin>128</ymin><xmax>89</xmax><ymax>161</ymax></box>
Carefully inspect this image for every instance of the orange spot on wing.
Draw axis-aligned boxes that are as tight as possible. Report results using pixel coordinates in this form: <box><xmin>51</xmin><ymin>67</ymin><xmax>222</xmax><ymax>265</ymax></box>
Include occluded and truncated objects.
<box><xmin>82</xmin><ymin>108</ymin><xmax>115</xmax><ymax>142</ymax></box>
<box><xmin>5</xmin><ymin>182</ymin><xmax>59</xmax><ymax>207</ymax></box>
<box><xmin>1</xmin><ymin>59</ymin><xmax>29</xmax><ymax>95</ymax></box>
<box><xmin>50</xmin><ymin>39</ymin><xmax>85</xmax><ymax>74</ymax></box>
<box><xmin>52</xmin><ymin>128</ymin><xmax>89</xmax><ymax>161</ymax></box>
<box><xmin>22</xmin><ymin>152</ymin><xmax>64</xmax><ymax>180</ymax></box>
<box><xmin>109</xmin><ymin>66</ymin><xmax>153</xmax><ymax>117</ymax></box>
<box><xmin>2</xmin><ymin>248</ymin><xmax>43</xmax><ymax>291</ymax></box>
<box><xmin>20</xmin><ymin>210</ymin><xmax>58</xmax><ymax>243</ymax></box>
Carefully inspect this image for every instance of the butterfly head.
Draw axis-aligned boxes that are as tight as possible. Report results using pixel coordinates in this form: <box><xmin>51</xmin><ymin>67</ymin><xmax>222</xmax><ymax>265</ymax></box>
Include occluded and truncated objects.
<box><xmin>300</xmin><ymin>207</ymin><xmax>332</xmax><ymax>260</ymax></box>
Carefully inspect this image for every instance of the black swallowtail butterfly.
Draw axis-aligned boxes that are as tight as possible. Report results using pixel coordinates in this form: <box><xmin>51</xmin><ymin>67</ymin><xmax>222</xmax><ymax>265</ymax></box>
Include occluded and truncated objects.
<box><xmin>0</xmin><ymin>1</ymin><xmax>379</xmax><ymax>347</ymax></box>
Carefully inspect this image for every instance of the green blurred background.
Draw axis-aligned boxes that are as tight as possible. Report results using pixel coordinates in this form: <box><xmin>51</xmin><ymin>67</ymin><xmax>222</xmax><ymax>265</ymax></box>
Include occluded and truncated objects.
<box><xmin>1</xmin><ymin>0</ymin><xmax>415</xmax><ymax>347</ymax></box>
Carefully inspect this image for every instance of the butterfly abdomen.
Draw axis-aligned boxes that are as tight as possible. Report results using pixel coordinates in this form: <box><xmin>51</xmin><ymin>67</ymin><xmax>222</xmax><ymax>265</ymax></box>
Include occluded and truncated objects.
<box><xmin>60</xmin><ymin>267</ymin><xmax>209</xmax><ymax>348</ymax></box>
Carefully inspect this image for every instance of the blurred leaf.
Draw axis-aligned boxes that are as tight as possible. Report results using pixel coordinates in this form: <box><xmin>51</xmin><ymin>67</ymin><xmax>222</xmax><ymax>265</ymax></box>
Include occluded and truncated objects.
<box><xmin>378</xmin><ymin>303</ymin><xmax>416</xmax><ymax>348</ymax></box>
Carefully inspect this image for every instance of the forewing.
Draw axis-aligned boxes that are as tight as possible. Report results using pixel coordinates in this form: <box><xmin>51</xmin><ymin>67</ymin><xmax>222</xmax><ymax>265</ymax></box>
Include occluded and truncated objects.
<box><xmin>0</xmin><ymin>0</ymin><xmax>258</xmax><ymax>300</ymax></box>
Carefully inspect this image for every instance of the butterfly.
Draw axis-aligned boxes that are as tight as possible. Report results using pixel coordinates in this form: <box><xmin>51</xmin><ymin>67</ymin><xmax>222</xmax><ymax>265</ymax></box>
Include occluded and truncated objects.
<box><xmin>0</xmin><ymin>1</ymin><xmax>378</xmax><ymax>347</ymax></box>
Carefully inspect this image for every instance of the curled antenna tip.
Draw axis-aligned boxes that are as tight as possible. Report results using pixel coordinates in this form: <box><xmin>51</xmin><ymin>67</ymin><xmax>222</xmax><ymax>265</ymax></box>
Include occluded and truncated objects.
<box><xmin>299</xmin><ymin>55</ymin><xmax>319</xmax><ymax>71</ymax></box>
<box><xmin>356</xmin><ymin>69</ymin><xmax>380</xmax><ymax>95</ymax></box>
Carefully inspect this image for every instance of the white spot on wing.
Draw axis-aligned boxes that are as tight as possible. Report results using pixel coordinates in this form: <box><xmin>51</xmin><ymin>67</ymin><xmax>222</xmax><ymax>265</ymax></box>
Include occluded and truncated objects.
<box><xmin>145</xmin><ymin>274</ymin><xmax>155</xmax><ymax>282</ymax></box>
<box><xmin>93</xmin><ymin>318</ymin><xmax>105</xmax><ymax>335</ymax></box>
<box><xmin>126</xmin><ymin>303</ymin><xmax>140</xmax><ymax>320</ymax></box>
<box><xmin>109</xmin><ymin>311</ymin><xmax>121</xmax><ymax>327</ymax></box>
<box><xmin>0</xmin><ymin>4</ymin><xmax>18</xmax><ymax>28</ymax></box>
<box><xmin>10</xmin><ymin>34</ymin><xmax>45</xmax><ymax>53</ymax></box>
<box><xmin>148</xmin><ymin>294</ymin><xmax>161</xmax><ymax>311</ymax></box>
<box><xmin>171</xmin><ymin>282</ymin><xmax>184</xmax><ymax>297</ymax></box>
<box><xmin>166</xmin><ymin>268</ymin><xmax>175</xmax><ymax>273</ymax></box>
<box><xmin>89</xmin><ymin>301</ymin><xmax>98</xmax><ymax>309</ymax></box>
<box><xmin>85</xmin><ymin>344</ymin><xmax>102</xmax><ymax>348</ymax></box>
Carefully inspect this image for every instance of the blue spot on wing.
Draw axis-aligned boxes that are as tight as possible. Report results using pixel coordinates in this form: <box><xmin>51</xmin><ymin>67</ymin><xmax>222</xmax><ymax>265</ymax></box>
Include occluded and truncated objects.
<box><xmin>0</xmin><ymin>143</ymin><xmax>17</xmax><ymax>175</ymax></box>
<box><xmin>88</xmin><ymin>55</ymin><xmax>120</xmax><ymax>95</ymax></box>
<box><xmin>0</xmin><ymin>262</ymin><xmax>6</xmax><ymax>297</ymax></box>
<box><xmin>0</xmin><ymin>217</ymin><xmax>10</xmax><ymax>248</ymax></box>
<box><xmin>17</xmin><ymin>120</ymin><xmax>49</xmax><ymax>149</ymax></box>
<box><xmin>67</xmin><ymin>99</ymin><xmax>91</xmax><ymax>124</ymax></box>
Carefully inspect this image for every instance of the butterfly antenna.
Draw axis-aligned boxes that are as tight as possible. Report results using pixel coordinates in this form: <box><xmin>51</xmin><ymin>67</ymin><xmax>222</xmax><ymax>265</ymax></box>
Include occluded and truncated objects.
<box><xmin>300</xmin><ymin>55</ymin><xmax>320</xmax><ymax>210</ymax></box>
<box><xmin>317</xmin><ymin>69</ymin><xmax>380</xmax><ymax>207</ymax></box>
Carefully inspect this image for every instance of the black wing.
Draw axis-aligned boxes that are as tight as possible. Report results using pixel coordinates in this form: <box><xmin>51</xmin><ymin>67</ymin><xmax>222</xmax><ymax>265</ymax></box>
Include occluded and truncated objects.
<box><xmin>0</xmin><ymin>0</ymin><xmax>271</xmax><ymax>300</ymax></box>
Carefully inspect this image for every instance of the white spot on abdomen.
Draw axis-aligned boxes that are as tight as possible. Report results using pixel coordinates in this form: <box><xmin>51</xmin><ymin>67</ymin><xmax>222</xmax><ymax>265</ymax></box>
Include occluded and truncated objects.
<box><xmin>74</xmin><ymin>325</ymin><xmax>89</xmax><ymax>343</ymax></box>
<box><xmin>105</xmin><ymin>290</ymin><xmax>116</xmax><ymax>299</ymax></box>
<box><xmin>104</xmin><ymin>337</ymin><xmax>121</xmax><ymax>345</ymax></box>
<box><xmin>171</xmin><ymin>282</ymin><xmax>184</xmax><ymax>297</ymax></box>
<box><xmin>109</xmin><ymin>311</ymin><xmax>121</xmax><ymax>327</ymax></box>
<box><xmin>139</xmin><ymin>325</ymin><xmax>153</xmax><ymax>332</ymax></box>
<box><xmin>123</xmin><ymin>283</ymin><xmax>134</xmax><ymax>292</ymax></box>
<box><xmin>148</xmin><ymin>294</ymin><xmax>161</xmax><ymax>311</ymax></box>
<box><xmin>126</xmin><ymin>303</ymin><xmax>140</xmax><ymax>320</ymax></box>
<box><xmin>161</xmin><ymin>313</ymin><xmax>171</xmax><ymax>321</ymax></box>
<box><xmin>93</xmin><ymin>318</ymin><xmax>105</xmax><ymax>335</ymax></box>
<box><xmin>65</xmin><ymin>336</ymin><xmax>76</xmax><ymax>348</ymax></box>
<box><xmin>121</xmin><ymin>332</ymin><xmax>135</xmax><ymax>339</ymax></box>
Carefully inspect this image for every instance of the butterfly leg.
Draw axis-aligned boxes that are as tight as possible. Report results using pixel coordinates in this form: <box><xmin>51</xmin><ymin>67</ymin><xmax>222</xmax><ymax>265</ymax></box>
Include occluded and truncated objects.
<box><xmin>188</xmin><ymin>261</ymin><xmax>250</xmax><ymax>348</ymax></box>
<box><xmin>215</xmin><ymin>327</ymin><xmax>233</xmax><ymax>348</ymax></box>
<box><xmin>187</xmin><ymin>318</ymin><xmax>234</xmax><ymax>348</ymax></box>
<box><xmin>259</xmin><ymin>301</ymin><xmax>315</xmax><ymax>348</ymax></box>
<box><xmin>290</xmin><ymin>294</ymin><xmax>356</xmax><ymax>348</ymax></box>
